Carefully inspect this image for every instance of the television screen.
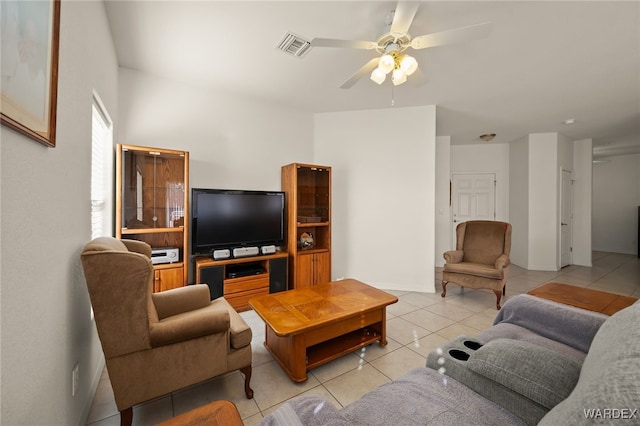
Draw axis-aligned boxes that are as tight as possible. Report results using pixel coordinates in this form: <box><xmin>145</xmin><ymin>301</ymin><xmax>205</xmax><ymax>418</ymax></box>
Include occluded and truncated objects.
<box><xmin>191</xmin><ymin>188</ymin><xmax>285</xmax><ymax>255</ymax></box>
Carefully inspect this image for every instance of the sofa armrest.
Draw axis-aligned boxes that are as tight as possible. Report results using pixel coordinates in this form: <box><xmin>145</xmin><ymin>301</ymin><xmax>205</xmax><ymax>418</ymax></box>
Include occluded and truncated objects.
<box><xmin>444</xmin><ymin>250</ymin><xmax>464</xmax><ymax>264</ymax></box>
<box><xmin>149</xmin><ymin>303</ymin><xmax>230</xmax><ymax>347</ymax></box>
<box><xmin>121</xmin><ymin>239</ymin><xmax>152</xmax><ymax>257</ymax></box>
<box><xmin>495</xmin><ymin>254</ymin><xmax>510</xmax><ymax>269</ymax></box>
<box><xmin>152</xmin><ymin>285</ymin><xmax>212</xmax><ymax>320</ymax></box>
<box><xmin>493</xmin><ymin>294</ymin><xmax>608</xmax><ymax>353</ymax></box>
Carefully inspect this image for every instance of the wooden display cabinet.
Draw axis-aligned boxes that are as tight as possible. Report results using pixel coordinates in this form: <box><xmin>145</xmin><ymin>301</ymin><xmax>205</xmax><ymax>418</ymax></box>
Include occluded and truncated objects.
<box><xmin>281</xmin><ymin>163</ymin><xmax>331</xmax><ymax>289</ymax></box>
<box><xmin>194</xmin><ymin>252</ymin><xmax>288</xmax><ymax>312</ymax></box>
<box><xmin>116</xmin><ymin>144</ymin><xmax>189</xmax><ymax>291</ymax></box>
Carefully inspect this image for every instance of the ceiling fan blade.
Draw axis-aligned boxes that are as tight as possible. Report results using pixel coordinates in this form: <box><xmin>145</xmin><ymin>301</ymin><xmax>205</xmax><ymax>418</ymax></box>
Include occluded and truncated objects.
<box><xmin>340</xmin><ymin>57</ymin><xmax>380</xmax><ymax>89</ymax></box>
<box><xmin>390</xmin><ymin>2</ymin><xmax>420</xmax><ymax>38</ymax></box>
<box><xmin>410</xmin><ymin>22</ymin><xmax>492</xmax><ymax>50</ymax></box>
<box><xmin>311</xmin><ymin>38</ymin><xmax>377</xmax><ymax>50</ymax></box>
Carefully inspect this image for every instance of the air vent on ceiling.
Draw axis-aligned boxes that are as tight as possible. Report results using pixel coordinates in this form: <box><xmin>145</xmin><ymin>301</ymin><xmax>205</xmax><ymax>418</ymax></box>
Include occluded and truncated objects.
<box><xmin>277</xmin><ymin>32</ymin><xmax>311</xmax><ymax>58</ymax></box>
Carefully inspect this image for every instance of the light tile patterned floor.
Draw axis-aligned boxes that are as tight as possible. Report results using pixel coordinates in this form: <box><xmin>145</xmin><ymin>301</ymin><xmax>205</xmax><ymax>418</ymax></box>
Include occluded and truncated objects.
<box><xmin>86</xmin><ymin>252</ymin><xmax>640</xmax><ymax>425</ymax></box>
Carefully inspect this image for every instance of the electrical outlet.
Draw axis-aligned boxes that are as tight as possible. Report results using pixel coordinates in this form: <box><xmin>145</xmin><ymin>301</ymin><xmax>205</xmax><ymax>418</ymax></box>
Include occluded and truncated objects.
<box><xmin>72</xmin><ymin>364</ymin><xmax>79</xmax><ymax>397</ymax></box>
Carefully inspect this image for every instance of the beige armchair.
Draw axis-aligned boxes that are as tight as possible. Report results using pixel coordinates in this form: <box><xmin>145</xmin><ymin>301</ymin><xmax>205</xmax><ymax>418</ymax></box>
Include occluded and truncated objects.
<box><xmin>441</xmin><ymin>220</ymin><xmax>512</xmax><ymax>309</ymax></box>
<box><xmin>81</xmin><ymin>237</ymin><xmax>253</xmax><ymax>426</ymax></box>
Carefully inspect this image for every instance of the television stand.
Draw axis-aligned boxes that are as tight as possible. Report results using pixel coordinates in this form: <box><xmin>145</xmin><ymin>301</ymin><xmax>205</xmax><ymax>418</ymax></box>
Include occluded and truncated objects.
<box><xmin>194</xmin><ymin>252</ymin><xmax>288</xmax><ymax>312</ymax></box>
<box><xmin>227</xmin><ymin>263</ymin><xmax>265</xmax><ymax>278</ymax></box>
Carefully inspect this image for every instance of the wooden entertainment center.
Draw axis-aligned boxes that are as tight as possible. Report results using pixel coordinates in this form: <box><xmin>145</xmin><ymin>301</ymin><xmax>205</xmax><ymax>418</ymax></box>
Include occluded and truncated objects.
<box><xmin>194</xmin><ymin>252</ymin><xmax>288</xmax><ymax>311</ymax></box>
<box><xmin>115</xmin><ymin>144</ymin><xmax>189</xmax><ymax>292</ymax></box>
<box><xmin>281</xmin><ymin>163</ymin><xmax>332</xmax><ymax>289</ymax></box>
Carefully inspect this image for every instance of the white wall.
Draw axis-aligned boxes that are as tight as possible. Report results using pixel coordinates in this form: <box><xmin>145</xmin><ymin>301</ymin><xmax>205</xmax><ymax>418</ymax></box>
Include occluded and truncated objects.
<box><xmin>509</xmin><ymin>136</ymin><xmax>529</xmax><ymax>267</ymax></box>
<box><xmin>450</xmin><ymin>144</ymin><xmax>510</xmax><ymax>221</ymax></box>
<box><xmin>572</xmin><ymin>139</ymin><xmax>593</xmax><ymax>265</ymax></box>
<box><xmin>435</xmin><ymin>136</ymin><xmax>451</xmax><ymax>267</ymax></box>
<box><xmin>314</xmin><ymin>106</ymin><xmax>437</xmax><ymax>293</ymax></box>
<box><xmin>557</xmin><ymin>133</ymin><xmax>574</xmax><ymax>268</ymax></box>
<box><xmin>528</xmin><ymin>133</ymin><xmax>559</xmax><ymax>270</ymax></box>
<box><xmin>508</xmin><ymin>134</ymin><xmax>592</xmax><ymax>269</ymax></box>
<box><xmin>118</xmin><ymin>68</ymin><xmax>313</xmax><ymax>192</ymax></box>
<box><xmin>593</xmin><ymin>153</ymin><xmax>640</xmax><ymax>255</ymax></box>
<box><xmin>0</xmin><ymin>2</ymin><xmax>118</xmax><ymax>425</ymax></box>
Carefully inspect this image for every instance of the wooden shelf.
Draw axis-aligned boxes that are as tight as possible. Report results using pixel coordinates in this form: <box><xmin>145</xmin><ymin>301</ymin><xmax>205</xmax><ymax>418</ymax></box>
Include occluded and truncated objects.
<box><xmin>121</xmin><ymin>227</ymin><xmax>184</xmax><ymax>235</ymax></box>
<box><xmin>306</xmin><ymin>326</ymin><xmax>381</xmax><ymax>369</ymax></box>
<box><xmin>195</xmin><ymin>252</ymin><xmax>287</xmax><ymax>267</ymax></box>
<box><xmin>296</xmin><ymin>222</ymin><xmax>330</xmax><ymax>227</ymax></box>
<box><xmin>298</xmin><ymin>248</ymin><xmax>329</xmax><ymax>255</ymax></box>
<box><xmin>153</xmin><ymin>261</ymin><xmax>184</xmax><ymax>270</ymax></box>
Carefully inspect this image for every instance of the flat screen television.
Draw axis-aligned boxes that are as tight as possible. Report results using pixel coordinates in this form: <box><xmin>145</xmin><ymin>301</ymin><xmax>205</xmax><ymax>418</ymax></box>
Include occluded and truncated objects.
<box><xmin>191</xmin><ymin>188</ymin><xmax>285</xmax><ymax>256</ymax></box>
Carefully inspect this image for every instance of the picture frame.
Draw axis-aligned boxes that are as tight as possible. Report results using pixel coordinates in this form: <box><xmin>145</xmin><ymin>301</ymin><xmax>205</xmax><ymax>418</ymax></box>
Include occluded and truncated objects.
<box><xmin>1</xmin><ymin>0</ymin><xmax>60</xmax><ymax>148</ymax></box>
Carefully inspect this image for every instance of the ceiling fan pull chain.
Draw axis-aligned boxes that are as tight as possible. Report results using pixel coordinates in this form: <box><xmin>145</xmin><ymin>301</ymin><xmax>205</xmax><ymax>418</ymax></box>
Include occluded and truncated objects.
<box><xmin>391</xmin><ymin>84</ymin><xmax>395</xmax><ymax>106</ymax></box>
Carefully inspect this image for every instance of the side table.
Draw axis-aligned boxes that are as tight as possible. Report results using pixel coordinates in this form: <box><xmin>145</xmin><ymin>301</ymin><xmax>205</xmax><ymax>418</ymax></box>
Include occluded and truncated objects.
<box><xmin>527</xmin><ymin>282</ymin><xmax>637</xmax><ymax>315</ymax></box>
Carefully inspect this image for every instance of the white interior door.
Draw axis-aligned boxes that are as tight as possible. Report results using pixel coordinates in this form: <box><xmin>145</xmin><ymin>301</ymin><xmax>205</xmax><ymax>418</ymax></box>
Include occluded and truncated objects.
<box><xmin>451</xmin><ymin>173</ymin><xmax>496</xmax><ymax>245</ymax></box>
<box><xmin>560</xmin><ymin>169</ymin><xmax>573</xmax><ymax>267</ymax></box>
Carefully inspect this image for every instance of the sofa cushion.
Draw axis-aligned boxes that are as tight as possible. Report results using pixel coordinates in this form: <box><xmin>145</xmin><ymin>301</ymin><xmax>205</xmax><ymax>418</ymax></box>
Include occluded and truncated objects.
<box><xmin>539</xmin><ymin>301</ymin><xmax>640</xmax><ymax>425</ymax></box>
<box><xmin>259</xmin><ymin>368</ymin><xmax>526</xmax><ymax>426</ymax></box>
<box><xmin>468</xmin><ymin>338</ymin><xmax>581</xmax><ymax>410</ymax></box>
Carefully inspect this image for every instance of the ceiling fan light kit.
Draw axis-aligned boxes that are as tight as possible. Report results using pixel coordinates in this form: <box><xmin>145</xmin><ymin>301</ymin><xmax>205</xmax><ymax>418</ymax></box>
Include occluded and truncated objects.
<box><xmin>310</xmin><ymin>2</ymin><xmax>492</xmax><ymax>90</ymax></box>
<box><xmin>370</xmin><ymin>50</ymin><xmax>417</xmax><ymax>86</ymax></box>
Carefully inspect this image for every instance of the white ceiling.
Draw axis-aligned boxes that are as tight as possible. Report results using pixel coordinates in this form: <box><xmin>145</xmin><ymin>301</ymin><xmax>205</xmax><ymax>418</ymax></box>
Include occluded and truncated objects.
<box><xmin>104</xmin><ymin>1</ymin><xmax>640</xmax><ymax>157</ymax></box>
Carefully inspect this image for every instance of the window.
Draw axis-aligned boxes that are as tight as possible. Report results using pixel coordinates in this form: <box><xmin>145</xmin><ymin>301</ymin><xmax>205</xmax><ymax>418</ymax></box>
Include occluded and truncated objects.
<box><xmin>91</xmin><ymin>94</ymin><xmax>113</xmax><ymax>239</ymax></box>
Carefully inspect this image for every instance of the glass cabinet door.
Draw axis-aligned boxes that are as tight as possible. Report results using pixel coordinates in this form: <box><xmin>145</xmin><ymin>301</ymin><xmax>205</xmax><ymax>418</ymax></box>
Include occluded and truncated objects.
<box><xmin>121</xmin><ymin>148</ymin><xmax>186</xmax><ymax>230</ymax></box>
<box><xmin>296</xmin><ymin>166</ymin><xmax>330</xmax><ymax>223</ymax></box>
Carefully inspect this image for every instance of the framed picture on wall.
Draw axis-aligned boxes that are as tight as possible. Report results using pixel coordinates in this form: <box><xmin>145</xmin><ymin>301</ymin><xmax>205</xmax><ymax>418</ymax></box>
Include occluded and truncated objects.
<box><xmin>0</xmin><ymin>0</ymin><xmax>60</xmax><ymax>147</ymax></box>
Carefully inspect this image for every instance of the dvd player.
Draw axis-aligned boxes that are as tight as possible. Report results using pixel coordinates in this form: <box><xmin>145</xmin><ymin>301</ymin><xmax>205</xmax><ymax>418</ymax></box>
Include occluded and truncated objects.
<box><xmin>226</xmin><ymin>263</ymin><xmax>265</xmax><ymax>279</ymax></box>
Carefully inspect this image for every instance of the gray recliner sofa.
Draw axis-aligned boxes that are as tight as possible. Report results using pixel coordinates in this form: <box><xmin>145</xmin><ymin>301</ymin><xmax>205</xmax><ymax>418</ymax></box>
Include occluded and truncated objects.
<box><xmin>260</xmin><ymin>294</ymin><xmax>639</xmax><ymax>425</ymax></box>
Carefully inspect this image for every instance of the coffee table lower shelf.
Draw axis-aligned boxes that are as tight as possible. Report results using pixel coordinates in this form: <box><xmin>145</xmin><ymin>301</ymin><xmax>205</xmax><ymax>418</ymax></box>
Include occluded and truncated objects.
<box><xmin>264</xmin><ymin>315</ymin><xmax>386</xmax><ymax>383</ymax></box>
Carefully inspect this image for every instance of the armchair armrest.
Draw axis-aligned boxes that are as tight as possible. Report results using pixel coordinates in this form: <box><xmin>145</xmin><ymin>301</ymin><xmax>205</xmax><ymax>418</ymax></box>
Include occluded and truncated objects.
<box><xmin>121</xmin><ymin>239</ymin><xmax>152</xmax><ymax>258</ymax></box>
<box><xmin>495</xmin><ymin>254</ymin><xmax>510</xmax><ymax>270</ymax></box>
<box><xmin>152</xmin><ymin>284</ymin><xmax>211</xmax><ymax>320</ymax></box>
<box><xmin>443</xmin><ymin>250</ymin><xmax>464</xmax><ymax>264</ymax></box>
<box><xmin>149</xmin><ymin>303</ymin><xmax>230</xmax><ymax>347</ymax></box>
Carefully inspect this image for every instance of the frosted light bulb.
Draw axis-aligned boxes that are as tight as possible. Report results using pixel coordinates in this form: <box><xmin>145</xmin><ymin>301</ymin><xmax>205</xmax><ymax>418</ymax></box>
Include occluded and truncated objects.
<box><xmin>392</xmin><ymin>68</ymin><xmax>407</xmax><ymax>86</ymax></box>
<box><xmin>400</xmin><ymin>55</ymin><xmax>418</xmax><ymax>76</ymax></box>
<box><xmin>370</xmin><ymin>68</ymin><xmax>386</xmax><ymax>85</ymax></box>
<box><xmin>378</xmin><ymin>54</ymin><xmax>395</xmax><ymax>74</ymax></box>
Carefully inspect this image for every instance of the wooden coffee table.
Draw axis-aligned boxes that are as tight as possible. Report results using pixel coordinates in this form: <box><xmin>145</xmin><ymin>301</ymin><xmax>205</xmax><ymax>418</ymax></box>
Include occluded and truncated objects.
<box><xmin>248</xmin><ymin>279</ymin><xmax>398</xmax><ymax>382</ymax></box>
<box><xmin>528</xmin><ymin>282</ymin><xmax>638</xmax><ymax>315</ymax></box>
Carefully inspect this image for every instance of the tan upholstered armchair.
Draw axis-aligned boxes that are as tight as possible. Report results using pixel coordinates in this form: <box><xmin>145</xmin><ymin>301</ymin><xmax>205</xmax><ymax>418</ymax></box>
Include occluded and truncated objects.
<box><xmin>441</xmin><ymin>220</ymin><xmax>512</xmax><ymax>309</ymax></box>
<box><xmin>81</xmin><ymin>237</ymin><xmax>253</xmax><ymax>426</ymax></box>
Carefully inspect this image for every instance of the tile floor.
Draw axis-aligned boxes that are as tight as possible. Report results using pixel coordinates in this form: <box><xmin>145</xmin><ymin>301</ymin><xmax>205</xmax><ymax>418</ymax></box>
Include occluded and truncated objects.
<box><xmin>86</xmin><ymin>252</ymin><xmax>640</xmax><ymax>425</ymax></box>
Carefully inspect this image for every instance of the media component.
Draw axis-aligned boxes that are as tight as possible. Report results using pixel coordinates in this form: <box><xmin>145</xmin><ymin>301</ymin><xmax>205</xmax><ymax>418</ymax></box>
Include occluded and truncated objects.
<box><xmin>233</xmin><ymin>246</ymin><xmax>260</xmax><ymax>258</ymax></box>
<box><xmin>151</xmin><ymin>247</ymin><xmax>179</xmax><ymax>265</ymax></box>
<box><xmin>212</xmin><ymin>249</ymin><xmax>231</xmax><ymax>260</ymax></box>
<box><xmin>261</xmin><ymin>245</ymin><xmax>277</xmax><ymax>255</ymax></box>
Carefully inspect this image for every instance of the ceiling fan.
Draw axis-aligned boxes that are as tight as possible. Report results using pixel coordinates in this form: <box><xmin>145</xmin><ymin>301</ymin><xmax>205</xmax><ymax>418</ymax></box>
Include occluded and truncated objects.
<box><xmin>311</xmin><ymin>1</ymin><xmax>492</xmax><ymax>89</ymax></box>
